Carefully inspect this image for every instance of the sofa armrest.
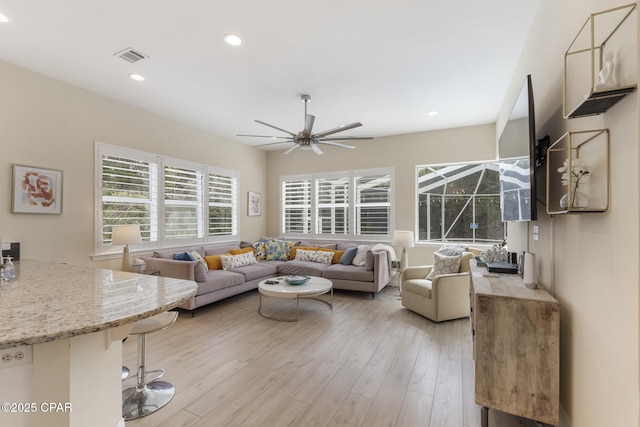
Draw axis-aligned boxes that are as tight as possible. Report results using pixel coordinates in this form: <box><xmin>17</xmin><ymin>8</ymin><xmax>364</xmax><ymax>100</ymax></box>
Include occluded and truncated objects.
<box><xmin>401</xmin><ymin>265</ymin><xmax>433</xmax><ymax>282</ymax></box>
<box><xmin>431</xmin><ymin>272</ymin><xmax>471</xmax><ymax>308</ymax></box>
<box><xmin>140</xmin><ymin>256</ymin><xmax>197</xmax><ymax>281</ymax></box>
<box><xmin>373</xmin><ymin>250</ymin><xmax>391</xmax><ymax>287</ymax></box>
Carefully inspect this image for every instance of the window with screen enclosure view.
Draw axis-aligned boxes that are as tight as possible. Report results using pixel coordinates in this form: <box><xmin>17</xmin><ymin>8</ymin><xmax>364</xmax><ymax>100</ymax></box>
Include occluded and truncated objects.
<box><xmin>417</xmin><ymin>162</ymin><xmax>505</xmax><ymax>244</ymax></box>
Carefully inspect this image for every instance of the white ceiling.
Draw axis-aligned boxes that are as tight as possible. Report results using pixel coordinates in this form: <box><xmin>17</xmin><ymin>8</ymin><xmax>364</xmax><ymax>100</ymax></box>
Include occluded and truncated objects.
<box><xmin>0</xmin><ymin>0</ymin><xmax>540</xmax><ymax>151</ymax></box>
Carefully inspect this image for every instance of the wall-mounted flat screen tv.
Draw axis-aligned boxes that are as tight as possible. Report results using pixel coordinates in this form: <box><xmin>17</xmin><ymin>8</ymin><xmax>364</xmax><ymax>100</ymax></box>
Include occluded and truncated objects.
<box><xmin>498</xmin><ymin>74</ymin><xmax>537</xmax><ymax>222</ymax></box>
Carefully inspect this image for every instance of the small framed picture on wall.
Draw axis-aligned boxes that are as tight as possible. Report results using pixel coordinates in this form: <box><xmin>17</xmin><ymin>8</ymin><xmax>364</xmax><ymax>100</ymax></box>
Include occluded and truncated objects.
<box><xmin>248</xmin><ymin>191</ymin><xmax>261</xmax><ymax>216</ymax></box>
<box><xmin>12</xmin><ymin>164</ymin><xmax>63</xmax><ymax>214</ymax></box>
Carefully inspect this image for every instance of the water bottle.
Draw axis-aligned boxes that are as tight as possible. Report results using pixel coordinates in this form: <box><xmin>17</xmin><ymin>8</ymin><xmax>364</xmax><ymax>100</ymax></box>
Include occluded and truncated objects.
<box><xmin>4</xmin><ymin>256</ymin><xmax>14</xmax><ymax>281</ymax></box>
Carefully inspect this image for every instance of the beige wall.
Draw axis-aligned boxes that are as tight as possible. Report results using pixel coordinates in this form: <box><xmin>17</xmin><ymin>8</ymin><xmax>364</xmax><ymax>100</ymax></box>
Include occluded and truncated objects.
<box><xmin>497</xmin><ymin>1</ymin><xmax>639</xmax><ymax>426</ymax></box>
<box><xmin>266</xmin><ymin>123</ymin><xmax>496</xmax><ymax>263</ymax></box>
<box><xmin>3</xmin><ymin>0</ymin><xmax>637</xmax><ymax>423</ymax></box>
<box><xmin>0</xmin><ymin>60</ymin><xmax>268</xmax><ymax>269</ymax></box>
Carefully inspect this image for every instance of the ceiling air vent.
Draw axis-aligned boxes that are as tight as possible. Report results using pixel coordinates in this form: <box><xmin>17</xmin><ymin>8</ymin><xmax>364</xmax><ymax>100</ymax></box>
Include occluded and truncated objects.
<box><xmin>114</xmin><ymin>48</ymin><xmax>148</xmax><ymax>63</ymax></box>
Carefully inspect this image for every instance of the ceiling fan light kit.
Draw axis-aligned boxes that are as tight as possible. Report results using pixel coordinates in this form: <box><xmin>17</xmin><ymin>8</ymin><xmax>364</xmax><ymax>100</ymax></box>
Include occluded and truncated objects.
<box><xmin>238</xmin><ymin>95</ymin><xmax>372</xmax><ymax>155</ymax></box>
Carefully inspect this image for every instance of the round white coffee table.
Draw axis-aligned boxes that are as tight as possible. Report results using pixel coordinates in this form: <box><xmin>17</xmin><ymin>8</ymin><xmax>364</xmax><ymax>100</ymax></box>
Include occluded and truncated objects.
<box><xmin>258</xmin><ymin>276</ymin><xmax>333</xmax><ymax>321</ymax></box>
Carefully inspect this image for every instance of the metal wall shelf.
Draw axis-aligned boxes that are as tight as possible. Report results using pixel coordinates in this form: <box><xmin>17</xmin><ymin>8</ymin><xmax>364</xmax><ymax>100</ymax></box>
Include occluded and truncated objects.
<box><xmin>546</xmin><ymin>129</ymin><xmax>609</xmax><ymax>214</ymax></box>
<box><xmin>564</xmin><ymin>3</ymin><xmax>637</xmax><ymax>118</ymax></box>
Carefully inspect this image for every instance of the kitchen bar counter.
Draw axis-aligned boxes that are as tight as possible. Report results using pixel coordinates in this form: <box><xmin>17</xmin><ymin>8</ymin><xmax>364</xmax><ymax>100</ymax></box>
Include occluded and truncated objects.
<box><xmin>0</xmin><ymin>260</ymin><xmax>197</xmax><ymax>349</ymax></box>
<box><xmin>0</xmin><ymin>260</ymin><xmax>197</xmax><ymax>427</ymax></box>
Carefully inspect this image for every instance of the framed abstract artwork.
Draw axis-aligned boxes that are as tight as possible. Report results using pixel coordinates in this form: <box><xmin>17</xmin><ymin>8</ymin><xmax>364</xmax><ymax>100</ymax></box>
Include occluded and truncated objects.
<box><xmin>12</xmin><ymin>164</ymin><xmax>63</xmax><ymax>214</ymax></box>
<box><xmin>248</xmin><ymin>191</ymin><xmax>261</xmax><ymax>216</ymax></box>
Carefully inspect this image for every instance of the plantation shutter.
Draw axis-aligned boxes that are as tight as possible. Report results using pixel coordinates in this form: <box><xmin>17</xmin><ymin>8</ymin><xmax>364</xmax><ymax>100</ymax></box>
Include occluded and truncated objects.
<box><xmin>316</xmin><ymin>177</ymin><xmax>349</xmax><ymax>236</ymax></box>
<box><xmin>164</xmin><ymin>164</ymin><xmax>203</xmax><ymax>240</ymax></box>
<box><xmin>101</xmin><ymin>155</ymin><xmax>157</xmax><ymax>244</ymax></box>
<box><xmin>282</xmin><ymin>179</ymin><xmax>311</xmax><ymax>234</ymax></box>
<box><xmin>208</xmin><ymin>172</ymin><xmax>238</xmax><ymax>237</ymax></box>
<box><xmin>355</xmin><ymin>173</ymin><xmax>391</xmax><ymax>236</ymax></box>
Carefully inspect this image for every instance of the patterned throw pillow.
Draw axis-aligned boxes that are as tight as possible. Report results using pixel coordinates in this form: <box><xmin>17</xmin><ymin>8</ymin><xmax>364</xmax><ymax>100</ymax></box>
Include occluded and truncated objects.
<box><xmin>264</xmin><ymin>240</ymin><xmax>289</xmax><ymax>261</ymax></box>
<box><xmin>189</xmin><ymin>250</ymin><xmax>208</xmax><ymax>272</ymax></box>
<box><xmin>220</xmin><ymin>252</ymin><xmax>258</xmax><ymax>270</ymax></box>
<box><xmin>289</xmin><ymin>246</ymin><xmax>317</xmax><ymax>260</ymax></box>
<box><xmin>283</xmin><ymin>241</ymin><xmax>295</xmax><ymax>259</ymax></box>
<box><xmin>252</xmin><ymin>242</ymin><xmax>266</xmax><ymax>260</ymax></box>
<box><xmin>436</xmin><ymin>244</ymin><xmax>467</xmax><ymax>257</ymax></box>
<box><xmin>315</xmin><ymin>248</ymin><xmax>344</xmax><ymax>264</ymax></box>
<box><xmin>426</xmin><ymin>252</ymin><xmax>462</xmax><ymax>280</ymax></box>
<box><xmin>295</xmin><ymin>249</ymin><xmax>334</xmax><ymax>265</ymax></box>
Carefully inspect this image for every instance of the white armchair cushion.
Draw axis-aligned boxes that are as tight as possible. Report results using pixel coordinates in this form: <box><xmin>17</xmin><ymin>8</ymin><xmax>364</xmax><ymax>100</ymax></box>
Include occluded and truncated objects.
<box><xmin>403</xmin><ymin>279</ymin><xmax>432</xmax><ymax>298</ymax></box>
<box><xmin>426</xmin><ymin>252</ymin><xmax>462</xmax><ymax>280</ymax></box>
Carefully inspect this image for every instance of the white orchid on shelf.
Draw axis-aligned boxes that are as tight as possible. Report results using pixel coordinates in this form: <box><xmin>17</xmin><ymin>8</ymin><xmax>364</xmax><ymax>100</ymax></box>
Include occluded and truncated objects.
<box><xmin>557</xmin><ymin>158</ymin><xmax>590</xmax><ymax>186</ymax></box>
<box><xmin>557</xmin><ymin>158</ymin><xmax>591</xmax><ymax>208</ymax></box>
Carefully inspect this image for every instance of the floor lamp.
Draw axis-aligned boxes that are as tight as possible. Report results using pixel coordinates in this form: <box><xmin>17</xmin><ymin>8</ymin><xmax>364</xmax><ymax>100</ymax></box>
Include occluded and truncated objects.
<box><xmin>112</xmin><ymin>225</ymin><xmax>142</xmax><ymax>272</ymax></box>
<box><xmin>393</xmin><ymin>230</ymin><xmax>415</xmax><ymax>296</ymax></box>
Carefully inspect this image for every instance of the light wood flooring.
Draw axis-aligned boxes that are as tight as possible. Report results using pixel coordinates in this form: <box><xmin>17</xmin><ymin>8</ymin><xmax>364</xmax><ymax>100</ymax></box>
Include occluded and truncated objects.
<box><xmin>123</xmin><ymin>286</ymin><xmax>546</xmax><ymax>427</ymax></box>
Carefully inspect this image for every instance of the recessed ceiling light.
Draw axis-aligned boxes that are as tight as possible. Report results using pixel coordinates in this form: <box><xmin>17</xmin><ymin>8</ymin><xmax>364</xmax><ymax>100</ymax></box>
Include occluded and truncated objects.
<box><xmin>224</xmin><ymin>33</ymin><xmax>242</xmax><ymax>46</ymax></box>
<box><xmin>0</xmin><ymin>13</ymin><xmax>9</xmax><ymax>23</ymax></box>
<box><xmin>428</xmin><ymin>111</ymin><xmax>439</xmax><ymax>116</ymax></box>
<box><xmin>129</xmin><ymin>73</ymin><xmax>145</xmax><ymax>82</ymax></box>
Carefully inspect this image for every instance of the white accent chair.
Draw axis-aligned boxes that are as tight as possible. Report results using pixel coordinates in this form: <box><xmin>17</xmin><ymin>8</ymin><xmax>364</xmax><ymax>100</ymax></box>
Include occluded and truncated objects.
<box><xmin>401</xmin><ymin>252</ymin><xmax>474</xmax><ymax>322</ymax></box>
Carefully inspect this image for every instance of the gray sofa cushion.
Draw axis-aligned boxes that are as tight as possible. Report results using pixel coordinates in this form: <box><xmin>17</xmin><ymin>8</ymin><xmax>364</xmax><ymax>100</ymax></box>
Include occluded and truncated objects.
<box><xmin>323</xmin><ymin>264</ymin><xmax>374</xmax><ymax>282</ymax></box>
<box><xmin>231</xmin><ymin>261</ymin><xmax>281</xmax><ymax>281</ymax></box>
<box><xmin>278</xmin><ymin>260</ymin><xmax>330</xmax><ymax>276</ymax></box>
<box><xmin>197</xmin><ymin>270</ymin><xmax>245</xmax><ymax>295</ymax></box>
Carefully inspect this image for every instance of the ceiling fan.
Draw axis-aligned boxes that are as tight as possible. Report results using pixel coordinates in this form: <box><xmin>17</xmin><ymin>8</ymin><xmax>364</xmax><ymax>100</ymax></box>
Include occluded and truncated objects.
<box><xmin>238</xmin><ymin>95</ymin><xmax>372</xmax><ymax>155</ymax></box>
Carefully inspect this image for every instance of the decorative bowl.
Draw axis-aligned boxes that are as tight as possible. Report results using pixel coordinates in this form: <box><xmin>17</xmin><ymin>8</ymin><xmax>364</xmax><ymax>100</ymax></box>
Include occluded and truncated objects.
<box><xmin>283</xmin><ymin>275</ymin><xmax>311</xmax><ymax>285</ymax></box>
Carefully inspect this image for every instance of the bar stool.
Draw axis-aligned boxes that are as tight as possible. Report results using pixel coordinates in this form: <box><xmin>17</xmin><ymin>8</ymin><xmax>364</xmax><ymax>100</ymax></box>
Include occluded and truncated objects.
<box><xmin>122</xmin><ymin>311</ymin><xmax>178</xmax><ymax>420</ymax></box>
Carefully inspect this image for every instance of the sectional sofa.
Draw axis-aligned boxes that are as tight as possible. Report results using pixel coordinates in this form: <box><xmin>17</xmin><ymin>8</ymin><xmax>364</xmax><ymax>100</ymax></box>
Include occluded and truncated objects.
<box><xmin>140</xmin><ymin>240</ymin><xmax>394</xmax><ymax>313</ymax></box>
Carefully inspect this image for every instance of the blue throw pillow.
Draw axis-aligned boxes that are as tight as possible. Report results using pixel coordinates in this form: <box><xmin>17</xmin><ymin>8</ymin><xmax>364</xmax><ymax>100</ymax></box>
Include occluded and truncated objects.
<box><xmin>339</xmin><ymin>247</ymin><xmax>358</xmax><ymax>265</ymax></box>
<box><xmin>173</xmin><ymin>251</ymin><xmax>194</xmax><ymax>261</ymax></box>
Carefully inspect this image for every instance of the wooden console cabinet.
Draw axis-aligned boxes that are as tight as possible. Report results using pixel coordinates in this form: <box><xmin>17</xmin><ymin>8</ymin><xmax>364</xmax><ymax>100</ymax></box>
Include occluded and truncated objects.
<box><xmin>470</xmin><ymin>261</ymin><xmax>559</xmax><ymax>426</ymax></box>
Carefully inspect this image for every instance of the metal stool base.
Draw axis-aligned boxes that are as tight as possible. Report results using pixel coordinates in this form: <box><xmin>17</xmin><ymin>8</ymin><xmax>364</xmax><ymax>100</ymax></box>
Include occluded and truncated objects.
<box><xmin>122</xmin><ymin>381</ymin><xmax>175</xmax><ymax>421</ymax></box>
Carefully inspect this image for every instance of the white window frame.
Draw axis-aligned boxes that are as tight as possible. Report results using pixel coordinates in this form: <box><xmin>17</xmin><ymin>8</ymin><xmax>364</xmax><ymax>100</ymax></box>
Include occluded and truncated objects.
<box><xmin>280</xmin><ymin>167</ymin><xmax>394</xmax><ymax>241</ymax></box>
<box><xmin>95</xmin><ymin>142</ymin><xmax>239</xmax><ymax>257</ymax></box>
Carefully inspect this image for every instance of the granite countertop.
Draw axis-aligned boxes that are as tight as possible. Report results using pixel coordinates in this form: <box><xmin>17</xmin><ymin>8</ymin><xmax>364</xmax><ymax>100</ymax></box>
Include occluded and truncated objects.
<box><xmin>0</xmin><ymin>260</ymin><xmax>198</xmax><ymax>349</ymax></box>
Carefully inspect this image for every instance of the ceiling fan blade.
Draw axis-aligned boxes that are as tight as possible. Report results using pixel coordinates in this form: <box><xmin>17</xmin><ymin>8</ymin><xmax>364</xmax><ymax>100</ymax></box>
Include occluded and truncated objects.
<box><xmin>319</xmin><ymin>136</ymin><xmax>373</xmax><ymax>141</ymax></box>
<box><xmin>316</xmin><ymin>141</ymin><xmax>356</xmax><ymax>149</ymax></box>
<box><xmin>255</xmin><ymin>140</ymin><xmax>295</xmax><ymax>148</ymax></box>
<box><xmin>237</xmin><ymin>134</ymin><xmax>291</xmax><ymax>139</ymax></box>
<box><xmin>283</xmin><ymin>145</ymin><xmax>299</xmax><ymax>155</ymax></box>
<box><xmin>255</xmin><ymin>120</ymin><xmax>296</xmax><ymax>137</ymax></box>
<box><xmin>311</xmin><ymin>144</ymin><xmax>324</xmax><ymax>155</ymax></box>
<box><xmin>303</xmin><ymin>114</ymin><xmax>315</xmax><ymax>134</ymax></box>
<box><xmin>313</xmin><ymin>122</ymin><xmax>363</xmax><ymax>138</ymax></box>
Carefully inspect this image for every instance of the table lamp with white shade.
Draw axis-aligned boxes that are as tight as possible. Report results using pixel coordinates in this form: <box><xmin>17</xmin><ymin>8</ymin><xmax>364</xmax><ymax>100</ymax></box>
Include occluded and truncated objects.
<box><xmin>393</xmin><ymin>230</ymin><xmax>415</xmax><ymax>271</ymax></box>
<box><xmin>111</xmin><ymin>225</ymin><xmax>142</xmax><ymax>272</ymax></box>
